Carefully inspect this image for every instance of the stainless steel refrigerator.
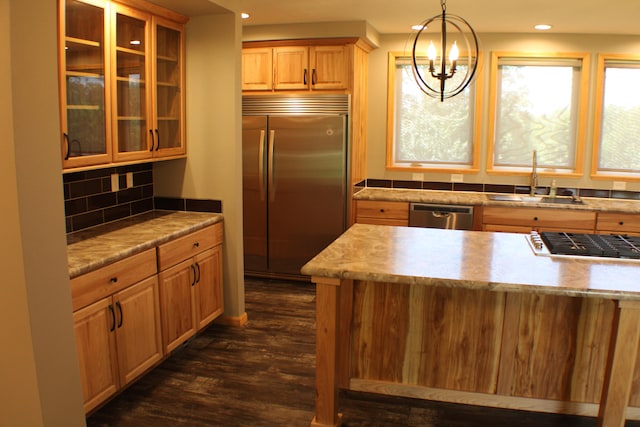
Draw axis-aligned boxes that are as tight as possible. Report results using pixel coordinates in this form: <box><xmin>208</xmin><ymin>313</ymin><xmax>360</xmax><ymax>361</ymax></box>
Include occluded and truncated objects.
<box><xmin>242</xmin><ymin>95</ymin><xmax>349</xmax><ymax>278</ymax></box>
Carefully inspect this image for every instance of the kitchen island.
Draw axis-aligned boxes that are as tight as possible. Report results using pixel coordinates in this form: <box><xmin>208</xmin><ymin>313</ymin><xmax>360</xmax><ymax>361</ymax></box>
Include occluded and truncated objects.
<box><xmin>301</xmin><ymin>224</ymin><xmax>640</xmax><ymax>427</ymax></box>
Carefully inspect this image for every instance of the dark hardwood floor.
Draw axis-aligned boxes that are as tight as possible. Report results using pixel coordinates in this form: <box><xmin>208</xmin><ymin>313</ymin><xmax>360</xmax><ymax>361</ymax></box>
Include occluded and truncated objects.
<box><xmin>87</xmin><ymin>278</ymin><xmax>639</xmax><ymax>427</ymax></box>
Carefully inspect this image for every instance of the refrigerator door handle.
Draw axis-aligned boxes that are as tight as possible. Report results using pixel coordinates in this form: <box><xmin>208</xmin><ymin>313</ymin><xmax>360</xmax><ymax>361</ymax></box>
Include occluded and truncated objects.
<box><xmin>268</xmin><ymin>129</ymin><xmax>276</xmax><ymax>202</ymax></box>
<box><xmin>258</xmin><ymin>129</ymin><xmax>266</xmax><ymax>201</ymax></box>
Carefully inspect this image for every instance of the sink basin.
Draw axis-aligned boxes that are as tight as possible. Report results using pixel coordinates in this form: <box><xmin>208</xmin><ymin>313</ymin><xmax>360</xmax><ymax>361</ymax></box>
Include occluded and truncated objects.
<box><xmin>520</xmin><ymin>196</ymin><xmax>543</xmax><ymax>203</ymax></box>
<box><xmin>487</xmin><ymin>194</ymin><xmax>584</xmax><ymax>205</ymax></box>
<box><xmin>540</xmin><ymin>196</ymin><xmax>584</xmax><ymax>205</ymax></box>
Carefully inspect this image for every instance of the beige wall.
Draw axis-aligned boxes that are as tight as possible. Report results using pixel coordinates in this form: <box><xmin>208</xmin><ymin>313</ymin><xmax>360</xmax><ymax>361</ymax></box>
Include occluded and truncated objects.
<box><xmin>367</xmin><ymin>32</ymin><xmax>640</xmax><ymax>192</ymax></box>
<box><xmin>154</xmin><ymin>9</ymin><xmax>246</xmax><ymax>319</ymax></box>
<box><xmin>1</xmin><ymin>0</ymin><xmax>85</xmax><ymax>425</ymax></box>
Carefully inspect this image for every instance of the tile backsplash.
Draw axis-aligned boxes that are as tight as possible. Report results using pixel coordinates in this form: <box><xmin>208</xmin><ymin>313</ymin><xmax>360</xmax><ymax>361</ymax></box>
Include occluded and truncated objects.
<box><xmin>355</xmin><ymin>179</ymin><xmax>640</xmax><ymax>201</ymax></box>
<box><xmin>64</xmin><ymin>164</ymin><xmax>154</xmax><ymax>233</ymax></box>
<box><xmin>63</xmin><ymin>163</ymin><xmax>223</xmax><ymax>233</ymax></box>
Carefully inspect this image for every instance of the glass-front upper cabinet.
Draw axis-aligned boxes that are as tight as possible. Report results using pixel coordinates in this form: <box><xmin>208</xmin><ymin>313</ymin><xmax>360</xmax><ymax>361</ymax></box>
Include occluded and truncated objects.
<box><xmin>59</xmin><ymin>0</ymin><xmax>111</xmax><ymax>169</ymax></box>
<box><xmin>153</xmin><ymin>19</ymin><xmax>186</xmax><ymax>158</ymax></box>
<box><xmin>112</xmin><ymin>4</ymin><xmax>152</xmax><ymax>162</ymax></box>
<box><xmin>59</xmin><ymin>0</ymin><xmax>187</xmax><ymax>170</ymax></box>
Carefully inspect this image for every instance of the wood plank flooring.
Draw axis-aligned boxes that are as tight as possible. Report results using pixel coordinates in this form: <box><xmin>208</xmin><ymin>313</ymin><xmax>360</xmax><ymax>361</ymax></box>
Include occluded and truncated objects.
<box><xmin>87</xmin><ymin>278</ymin><xmax>640</xmax><ymax>427</ymax></box>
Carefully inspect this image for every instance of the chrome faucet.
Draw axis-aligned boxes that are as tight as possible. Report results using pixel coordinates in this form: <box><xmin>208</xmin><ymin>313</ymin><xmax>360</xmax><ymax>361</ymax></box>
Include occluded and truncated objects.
<box><xmin>530</xmin><ymin>150</ymin><xmax>538</xmax><ymax>196</ymax></box>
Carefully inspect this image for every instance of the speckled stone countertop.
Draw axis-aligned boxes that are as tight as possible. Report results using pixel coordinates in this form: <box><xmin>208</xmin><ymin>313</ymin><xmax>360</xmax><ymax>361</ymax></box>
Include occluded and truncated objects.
<box><xmin>353</xmin><ymin>187</ymin><xmax>640</xmax><ymax>213</ymax></box>
<box><xmin>67</xmin><ymin>211</ymin><xmax>223</xmax><ymax>278</ymax></box>
<box><xmin>301</xmin><ymin>223</ymin><xmax>640</xmax><ymax>300</ymax></box>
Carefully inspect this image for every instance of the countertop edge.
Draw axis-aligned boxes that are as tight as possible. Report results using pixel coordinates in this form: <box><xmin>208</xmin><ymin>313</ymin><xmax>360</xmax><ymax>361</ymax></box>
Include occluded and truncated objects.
<box><xmin>301</xmin><ymin>266</ymin><xmax>640</xmax><ymax>301</ymax></box>
<box><xmin>68</xmin><ymin>212</ymin><xmax>223</xmax><ymax>279</ymax></box>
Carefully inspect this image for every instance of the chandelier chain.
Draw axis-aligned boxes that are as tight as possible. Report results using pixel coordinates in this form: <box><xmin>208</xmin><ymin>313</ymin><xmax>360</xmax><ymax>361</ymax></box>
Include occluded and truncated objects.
<box><xmin>441</xmin><ymin>0</ymin><xmax>446</xmax><ymax>12</ymax></box>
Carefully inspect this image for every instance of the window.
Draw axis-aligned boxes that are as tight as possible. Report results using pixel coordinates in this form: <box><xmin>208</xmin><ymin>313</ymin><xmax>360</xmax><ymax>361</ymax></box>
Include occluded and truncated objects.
<box><xmin>592</xmin><ymin>54</ymin><xmax>640</xmax><ymax>177</ymax></box>
<box><xmin>386</xmin><ymin>52</ymin><xmax>481</xmax><ymax>172</ymax></box>
<box><xmin>487</xmin><ymin>52</ymin><xmax>589</xmax><ymax>175</ymax></box>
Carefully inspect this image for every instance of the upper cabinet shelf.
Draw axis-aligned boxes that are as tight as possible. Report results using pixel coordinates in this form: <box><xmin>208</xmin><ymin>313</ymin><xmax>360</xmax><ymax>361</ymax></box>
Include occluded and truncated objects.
<box><xmin>58</xmin><ymin>0</ymin><xmax>188</xmax><ymax>171</ymax></box>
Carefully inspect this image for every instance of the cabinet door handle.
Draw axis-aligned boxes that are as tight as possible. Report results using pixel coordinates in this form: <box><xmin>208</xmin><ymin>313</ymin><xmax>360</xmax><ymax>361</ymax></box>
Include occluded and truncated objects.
<box><xmin>108</xmin><ymin>304</ymin><xmax>116</xmax><ymax>332</ymax></box>
<box><xmin>149</xmin><ymin>129</ymin><xmax>155</xmax><ymax>151</ymax></box>
<box><xmin>63</xmin><ymin>133</ymin><xmax>70</xmax><ymax>160</ymax></box>
<box><xmin>155</xmin><ymin>129</ymin><xmax>160</xmax><ymax>151</ymax></box>
<box><xmin>195</xmin><ymin>262</ymin><xmax>201</xmax><ymax>284</ymax></box>
<box><xmin>191</xmin><ymin>264</ymin><xmax>196</xmax><ymax>286</ymax></box>
<box><xmin>116</xmin><ymin>301</ymin><xmax>123</xmax><ymax>328</ymax></box>
<box><xmin>303</xmin><ymin>68</ymin><xmax>308</xmax><ymax>85</ymax></box>
<box><xmin>312</xmin><ymin>68</ymin><xmax>317</xmax><ymax>85</ymax></box>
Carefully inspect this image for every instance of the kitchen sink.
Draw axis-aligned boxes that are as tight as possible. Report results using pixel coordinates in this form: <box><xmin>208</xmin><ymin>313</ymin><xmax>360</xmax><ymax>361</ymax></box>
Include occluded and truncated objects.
<box><xmin>487</xmin><ymin>194</ymin><xmax>584</xmax><ymax>205</ymax></box>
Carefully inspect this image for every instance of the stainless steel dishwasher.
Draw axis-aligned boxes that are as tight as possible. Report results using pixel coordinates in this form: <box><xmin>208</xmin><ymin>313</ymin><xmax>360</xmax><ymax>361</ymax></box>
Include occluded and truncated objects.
<box><xmin>408</xmin><ymin>203</ymin><xmax>474</xmax><ymax>230</ymax></box>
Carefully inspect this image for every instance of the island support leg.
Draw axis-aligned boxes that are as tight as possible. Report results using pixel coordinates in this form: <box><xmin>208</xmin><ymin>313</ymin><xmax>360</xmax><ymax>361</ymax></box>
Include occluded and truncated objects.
<box><xmin>597</xmin><ymin>300</ymin><xmax>640</xmax><ymax>427</ymax></box>
<box><xmin>311</xmin><ymin>277</ymin><xmax>342</xmax><ymax>427</ymax></box>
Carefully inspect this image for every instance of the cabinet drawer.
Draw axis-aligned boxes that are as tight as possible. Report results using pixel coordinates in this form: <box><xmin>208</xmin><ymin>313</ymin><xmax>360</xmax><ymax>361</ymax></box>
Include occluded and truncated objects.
<box><xmin>597</xmin><ymin>213</ymin><xmax>640</xmax><ymax>234</ymax></box>
<box><xmin>71</xmin><ymin>248</ymin><xmax>157</xmax><ymax>311</ymax></box>
<box><xmin>482</xmin><ymin>207</ymin><xmax>596</xmax><ymax>230</ymax></box>
<box><xmin>356</xmin><ymin>200</ymin><xmax>409</xmax><ymax>220</ymax></box>
<box><xmin>157</xmin><ymin>222</ymin><xmax>224</xmax><ymax>271</ymax></box>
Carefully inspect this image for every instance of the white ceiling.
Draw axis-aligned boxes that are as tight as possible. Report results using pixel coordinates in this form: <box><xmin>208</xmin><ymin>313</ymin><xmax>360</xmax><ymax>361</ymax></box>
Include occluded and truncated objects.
<box><xmin>237</xmin><ymin>0</ymin><xmax>640</xmax><ymax>35</ymax></box>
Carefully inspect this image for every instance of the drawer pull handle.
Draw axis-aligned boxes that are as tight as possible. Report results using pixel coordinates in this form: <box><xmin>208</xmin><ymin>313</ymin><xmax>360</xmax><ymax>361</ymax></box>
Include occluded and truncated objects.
<box><xmin>116</xmin><ymin>302</ymin><xmax>123</xmax><ymax>328</ymax></box>
<box><xmin>110</xmin><ymin>277</ymin><xmax>118</xmax><ymax>283</ymax></box>
<box><xmin>380</xmin><ymin>209</ymin><xmax>384</xmax><ymax>213</ymax></box>
<box><xmin>620</xmin><ymin>221</ymin><xmax>624</xmax><ymax>226</ymax></box>
<box><xmin>533</xmin><ymin>217</ymin><xmax>538</xmax><ymax>221</ymax></box>
<box><xmin>108</xmin><ymin>305</ymin><xmax>116</xmax><ymax>332</ymax></box>
<box><xmin>193</xmin><ymin>242</ymin><xmax>200</xmax><ymax>248</ymax></box>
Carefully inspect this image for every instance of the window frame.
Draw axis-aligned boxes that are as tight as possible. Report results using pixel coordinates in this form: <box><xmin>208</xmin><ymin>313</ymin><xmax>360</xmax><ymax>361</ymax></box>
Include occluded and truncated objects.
<box><xmin>486</xmin><ymin>51</ymin><xmax>590</xmax><ymax>178</ymax></box>
<box><xmin>385</xmin><ymin>51</ymin><xmax>483</xmax><ymax>174</ymax></box>
<box><xmin>591</xmin><ymin>53</ymin><xmax>640</xmax><ymax>181</ymax></box>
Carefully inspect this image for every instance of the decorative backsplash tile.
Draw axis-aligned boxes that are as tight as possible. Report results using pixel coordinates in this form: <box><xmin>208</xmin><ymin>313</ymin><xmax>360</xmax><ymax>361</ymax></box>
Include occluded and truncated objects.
<box><xmin>64</xmin><ymin>164</ymin><xmax>154</xmax><ymax>233</ymax></box>
<box><xmin>361</xmin><ymin>178</ymin><xmax>640</xmax><ymax>201</ymax></box>
<box><xmin>63</xmin><ymin>163</ymin><xmax>222</xmax><ymax>233</ymax></box>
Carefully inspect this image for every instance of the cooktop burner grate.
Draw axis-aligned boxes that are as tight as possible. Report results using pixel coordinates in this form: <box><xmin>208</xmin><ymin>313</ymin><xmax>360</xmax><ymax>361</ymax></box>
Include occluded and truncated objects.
<box><xmin>539</xmin><ymin>232</ymin><xmax>640</xmax><ymax>259</ymax></box>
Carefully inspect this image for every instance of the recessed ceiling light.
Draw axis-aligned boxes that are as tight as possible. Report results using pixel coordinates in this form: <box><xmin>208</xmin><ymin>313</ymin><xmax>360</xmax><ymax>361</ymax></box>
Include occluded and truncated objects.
<box><xmin>412</xmin><ymin>24</ymin><xmax>426</xmax><ymax>31</ymax></box>
<box><xmin>534</xmin><ymin>24</ymin><xmax>552</xmax><ymax>31</ymax></box>
<box><xmin>241</xmin><ymin>12</ymin><xmax>250</xmax><ymax>19</ymax></box>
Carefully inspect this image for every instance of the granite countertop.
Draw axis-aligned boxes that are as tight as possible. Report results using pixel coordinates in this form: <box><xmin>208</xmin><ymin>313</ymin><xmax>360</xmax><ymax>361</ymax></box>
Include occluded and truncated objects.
<box><xmin>353</xmin><ymin>187</ymin><xmax>640</xmax><ymax>213</ymax></box>
<box><xmin>67</xmin><ymin>210</ymin><xmax>223</xmax><ymax>278</ymax></box>
<box><xmin>301</xmin><ymin>223</ymin><xmax>640</xmax><ymax>300</ymax></box>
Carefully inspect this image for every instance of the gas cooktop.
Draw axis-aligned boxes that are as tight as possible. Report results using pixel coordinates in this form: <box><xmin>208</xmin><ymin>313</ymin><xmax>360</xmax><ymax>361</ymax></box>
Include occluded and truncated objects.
<box><xmin>528</xmin><ymin>231</ymin><xmax>640</xmax><ymax>261</ymax></box>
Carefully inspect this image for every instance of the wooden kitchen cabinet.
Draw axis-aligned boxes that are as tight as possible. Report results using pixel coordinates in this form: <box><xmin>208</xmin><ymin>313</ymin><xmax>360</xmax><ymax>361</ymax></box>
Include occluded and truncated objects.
<box><xmin>596</xmin><ymin>212</ymin><xmax>640</xmax><ymax>236</ymax></box>
<box><xmin>111</xmin><ymin>3</ymin><xmax>186</xmax><ymax>162</ymax></box>
<box><xmin>242</xmin><ymin>47</ymin><xmax>273</xmax><ymax>91</ymax></box>
<box><xmin>482</xmin><ymin>206</ymin><xmax>596</xmax><ymax>233</ymax></box>
<box><xmin>70</xmin><ymin>248</ymin><xmax>161</xmax><ymax>413</ymax></box>
<box><xmin>58</xmin><ymin>0</ymin><xmax>187</xmax><ymax>170</ymax></box>
<box><xmin>355</xmin><ymin>200</ymin><xmax>409</xmax><ymax>226</ymax></box>
<box><xmin>242</xmin><ymin>42</ymin><xmax>349</xmax><ymax>92</ymax></box>
<box><xmin>157</xmin><ymin>223</ymin><xmax>224</xmax><ymax>353</ymax></box>
<box><xmin>58</xmin><ymin>0</ymin><xmax>111</xmax><ymax>169</ymax></box>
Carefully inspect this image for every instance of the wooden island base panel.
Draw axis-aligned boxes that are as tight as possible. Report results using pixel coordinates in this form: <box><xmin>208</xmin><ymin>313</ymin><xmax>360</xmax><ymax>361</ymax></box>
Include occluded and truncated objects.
<box><xmin>301</xmin><ymin>224</ymin><xmax>640</xmax><ymax>427</ymax></box>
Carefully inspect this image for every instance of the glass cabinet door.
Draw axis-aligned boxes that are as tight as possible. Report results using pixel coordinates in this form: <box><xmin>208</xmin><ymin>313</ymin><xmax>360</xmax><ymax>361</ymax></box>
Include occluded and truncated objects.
<box><xmin>113</xmin><ymin>6</ymin><xmax>151</xmax><ymax>161</ymax></box>
<box><xmin>61</xmin><ymin>0</ymin><xmax>111</xmax><ymax>168</ymax></box>
<box><xmin>154</xmin><ymin>20</ymin><xmax>185</xmax><ymax>157</ymax></box>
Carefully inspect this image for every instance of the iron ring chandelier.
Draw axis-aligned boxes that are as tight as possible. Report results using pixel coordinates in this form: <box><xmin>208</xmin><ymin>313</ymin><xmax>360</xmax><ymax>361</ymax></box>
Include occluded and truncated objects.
<box><xmin>411</xmin><ymin>0</ymin><xmax>479</xmax><ymax>101</ymax></box>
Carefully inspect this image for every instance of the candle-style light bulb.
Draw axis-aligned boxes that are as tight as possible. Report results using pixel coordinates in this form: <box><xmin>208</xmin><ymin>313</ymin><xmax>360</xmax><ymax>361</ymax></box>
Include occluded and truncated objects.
<box><xmin>449</xmin><ymin>41</ymin><xmax>459</xmax><ymax>62</ymax></box>
<box><xmin>427</xmin><ymin>41</ymin><xmax>437</xmax><ymax>61</ymax></box>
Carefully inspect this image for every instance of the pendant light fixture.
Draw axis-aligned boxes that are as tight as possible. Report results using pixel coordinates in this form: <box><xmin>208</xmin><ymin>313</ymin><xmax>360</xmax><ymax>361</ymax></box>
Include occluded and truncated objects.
<box><xmin>411</xmin><ymin>0</ymin><xmax>479</xmax><ymax>101</ymax></box>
